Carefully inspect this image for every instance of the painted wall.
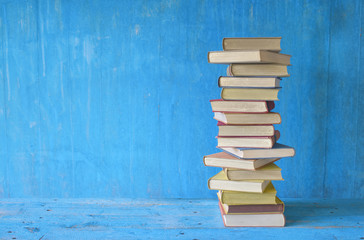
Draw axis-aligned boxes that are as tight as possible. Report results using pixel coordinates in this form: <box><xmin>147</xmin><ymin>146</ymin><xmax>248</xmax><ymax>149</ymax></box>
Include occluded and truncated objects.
<box><xmin>0</xmin><ymin>0</ymin><xmax>363</xmax><ymax>198</ymax></box>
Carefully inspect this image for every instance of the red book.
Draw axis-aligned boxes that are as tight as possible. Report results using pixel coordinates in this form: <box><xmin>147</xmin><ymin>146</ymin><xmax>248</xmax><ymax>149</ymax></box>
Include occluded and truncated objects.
<box><xmin>220</xmin><ymin>197</ymin><xmax>284</xmax><ymax>214</ymax></box>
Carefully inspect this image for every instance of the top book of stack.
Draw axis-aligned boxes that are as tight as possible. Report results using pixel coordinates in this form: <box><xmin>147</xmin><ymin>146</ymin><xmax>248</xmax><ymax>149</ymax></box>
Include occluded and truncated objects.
<box><xmin>208</xmin><ymin>37</ymin><xmax>290</xmax><ymax>77</ymax></box>
<box><xmin>222</xmin><ymin>37</ymin><xmax>282</xmax><ymax>52</ymax></box>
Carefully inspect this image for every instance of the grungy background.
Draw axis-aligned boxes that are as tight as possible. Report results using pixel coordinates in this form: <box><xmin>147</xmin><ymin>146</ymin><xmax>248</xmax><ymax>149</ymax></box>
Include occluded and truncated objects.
<box><xmin>0</xmin><ymin>0</ymin><xmax>363</xmax><ymax>198</ymax></box>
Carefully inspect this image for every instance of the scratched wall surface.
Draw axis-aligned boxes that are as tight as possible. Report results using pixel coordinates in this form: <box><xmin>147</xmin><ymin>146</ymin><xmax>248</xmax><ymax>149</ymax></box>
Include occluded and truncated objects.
<box><xmin>0</xmin><ymin>0</ymin><xmax>363</xmax><ymax>198</ymax></box>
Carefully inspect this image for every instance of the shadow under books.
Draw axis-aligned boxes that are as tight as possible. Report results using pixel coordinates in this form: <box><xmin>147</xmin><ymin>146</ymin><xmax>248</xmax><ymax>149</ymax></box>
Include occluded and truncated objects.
<box><xmin>283</xmin><ymin>199</ymin><xmax>364</xmax><ymax>228</ymax></box>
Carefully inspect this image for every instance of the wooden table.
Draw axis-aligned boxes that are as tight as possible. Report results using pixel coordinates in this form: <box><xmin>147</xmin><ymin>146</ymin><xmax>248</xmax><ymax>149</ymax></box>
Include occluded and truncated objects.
<box><xmin>0</xmin><ymin>198</ymin><xmax>362</xmax><ymax>239</ymax></box>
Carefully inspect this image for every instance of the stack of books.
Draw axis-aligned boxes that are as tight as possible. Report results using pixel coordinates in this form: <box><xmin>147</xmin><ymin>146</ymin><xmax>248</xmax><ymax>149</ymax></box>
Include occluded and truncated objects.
<box><xmin>204</xmin><ymin>37</ymin><xmax>295</xmax><ymax>227</ymax></box>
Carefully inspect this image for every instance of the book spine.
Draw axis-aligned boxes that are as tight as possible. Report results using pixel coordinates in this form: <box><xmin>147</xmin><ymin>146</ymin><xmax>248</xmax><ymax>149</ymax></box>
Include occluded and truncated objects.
<box><xmin>267</xmin><ymin>101</ymin><xmax>275</xmax><ymax>111</ymax></box>
<box><xmin>227</xmin><ymin>204</ymin><xmax>284</xmax><ymax>214</ymax></box>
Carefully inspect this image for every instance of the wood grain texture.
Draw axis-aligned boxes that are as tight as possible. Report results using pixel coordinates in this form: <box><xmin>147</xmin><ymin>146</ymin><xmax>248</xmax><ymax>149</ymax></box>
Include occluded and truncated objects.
<box><xmin>0</xmin><ymin>0</ymin><xmax>363</xmax><ymax>198</ymax></box>
<box><xmin>0</xmin><ymin>198</ymin><xmax>362</xmax><ymax>239</ymax></box>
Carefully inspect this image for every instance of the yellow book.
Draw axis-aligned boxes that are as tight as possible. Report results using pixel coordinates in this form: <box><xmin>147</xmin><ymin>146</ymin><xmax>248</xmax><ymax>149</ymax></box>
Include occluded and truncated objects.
<box><xmin>208</xmin><ymin>171</ymin><xmax>270</xmax><ymax>193</ymax></box>
<box><xmin>218</xmin><ymin>182</ymin><xmax>277</xmax><ymax>205</ymax></box>
<box><xmin>224</xmin><ymin>163</ymin><xmax>283</xmax><ymax>181</ymax></box>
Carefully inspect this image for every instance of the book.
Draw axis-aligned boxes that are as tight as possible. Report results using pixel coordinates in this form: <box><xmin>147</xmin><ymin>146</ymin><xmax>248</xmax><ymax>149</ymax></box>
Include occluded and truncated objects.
<box><xmin>216</xmin><ymin>130</ymin><xmax>279</xmax><ymax>148</ymax></box>
<box><xmin>218</xmin><ymin>122</ymin><xmax>275</xmax><ymax>137</ymax></box>
<box><xmin>208</xmin><ymin>50</ymin><xmax>290</xmax><ymax>65</ymax></box>
<box><xmin>219</xmin><ymin>201</ymin><xmax>285</xmax><ymax>227</ymax></box>
<box><xmin>203</xmin><ymin>152</ymin><xmax>280</xmax><ymax>170</ymax></box>
<box><xmin>218</xmin><ymin>76</ymin><xmax>281</xmax><ymax>88</ymax></box>
<box><xmin>208</xmin><ymin>171</ymin><xmax>270</xmax><ymax>193</ymax></box>
<box><xmin>221</xmin><ymin>88</ymin><xmax>280</xmax><ymax>101</ymax></box>
<box><xmin>218</xmin><ymin>182</ymin><xmax>277</xmax><ymax>205</ymax></box>
<box><xmin>214</xmin><ymin>112</ymin><xmax>281</xmax><ymax>125</ymax></box>
<box><xmin>227</xmin><ymin>64</ymin><xmax>289</xmax><ymax>77</ymax></box>
<box><xmin>210</xmin><ymin>100</ymin><xmax>275</xmax><ymax>113</ymax></box>
<box><xmin>224</xmin><ymin>163</ymin><xmax>283</xmax><ymax>181</ymax></box>
<box><xmin>220</xmin><ymin>197</ymin><xmax>284</xmax><ymax>214</ymax></box>
<box><xmin>220</xmin><ymin>143</ymin><xmax>295</xmax><ymax>159</ymax></box>
<box><xmin>222</xmin><ymin>37</ymin><xmax>282</xmax><ymax>52</ymax></box>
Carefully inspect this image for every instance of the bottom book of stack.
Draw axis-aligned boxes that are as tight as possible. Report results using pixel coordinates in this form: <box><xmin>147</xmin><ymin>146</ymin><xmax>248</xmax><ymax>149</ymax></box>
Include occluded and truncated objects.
<box><xmin>218</xmin><ymin>195</ymin><xmax>285</xmax><ymax>227</ymax></box>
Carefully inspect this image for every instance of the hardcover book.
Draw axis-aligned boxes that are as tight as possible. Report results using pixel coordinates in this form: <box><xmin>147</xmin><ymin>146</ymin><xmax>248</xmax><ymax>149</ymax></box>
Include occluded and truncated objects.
<box><xmin>208</xmin><ymin>171</ymin><xmax>270</xmax><ymax>193</ymax></box>
<box><xmin>210</xmin><ymin>99</ymin><xmax>275</xmax><ymax>113</ymax></box>
<box><xmin>220</xmin><ymin>197</ymin><xmax>284</xmax><ymax>214</ymax></box>
<box><xmin>218</xmin><ymin>76</ymin><xmax>281</xmax><ymax>88</ymax></box>
<box><xmin>227</xmin><ymin>64</ymin><xmax>289</xmax><ymax>77</ymax></box>
<box><xmin>208</xmin><ymin>50</ymin><xmax>290</xmax><ymax>65</ymax></box>
<box><xmin>217</xmin><ymin>122</ymin><xmax>275</xmax><ymax>137</ymax></box>
<box><xmin>203</xmin><ymin>152</ymin><xmax>280</xmax><ymax>170</ymax></box>
<box><xmin>222</xmin><ymin>37</ymin><xmax>282</xmax><ymax>52</ymax></box>
<box><xmin>219</xmin><ymin>143</ymin><xmax>295</xmax><ymax>159</ymax></box>
<box><xmin>221</xmin><ymin>88</ymin><xmax>280</xmax><ymax>101</ymax></box>
<box><xmin>223</xmin><ymin>163</ymin><xmax>283</xmax><ymax>181</ymax></box>
<box><xmin>218</xmin><ymin>182</ymin><xmax>277</xmax><ymax>205</ymax></box>
<box><xmin>219</xmin><ymin>201</ymin><xmax>285</xmax><ymax>227</ymax></box>
<box><xmin>216</xmin><ymin>130</ymin><xmax>279</xmax><ymax>148</ymax></box>
<box><xmin>214</xmin><ymin>112</ymin><xmax>281</xmax><ymax>125</ymax></box>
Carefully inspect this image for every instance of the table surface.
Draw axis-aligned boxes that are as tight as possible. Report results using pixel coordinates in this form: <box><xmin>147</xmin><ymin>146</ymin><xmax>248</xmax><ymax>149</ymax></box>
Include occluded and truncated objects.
<box><xmin>0</xmin><ymin>198</ymin><xmax>363</xmax><ymax>240</ymax></box>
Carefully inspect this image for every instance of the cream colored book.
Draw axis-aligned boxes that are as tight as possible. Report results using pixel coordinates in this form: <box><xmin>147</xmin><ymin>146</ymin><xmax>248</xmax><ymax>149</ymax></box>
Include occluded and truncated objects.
<box><xmin>222</xmin><ymin>37</ymin><xmax>282</xmax><ymax>52</ymax></box>
<box><xmin>224</xmin><ymin>163</ymin><xmax>283</xmax><ymax>180</ymax></box>
<box><xmin>221</xmin><ymin>88</ymin><xmax>280</xmax><ymax>101</ymax></box>
<box><xmin>203</xmin><ymin>152</ymin><xmax>280</xmax><ymax>170</ymax></box>
<box><xmin>208</xmin><ymin>171</ymin><xmax>270</xmax><ymax>193</ymax></box>
<box><xmin>214</xmin><ymin>112</ymin><xmax>281</xmax><ymax>125</ymax></box>
<box><xmin>227</xmin><ymin>64</ymin><xmax>289</xmax><ymax>77</ymax></box>
<box><xmin>220</xmin><ymin>203</ymin><xmax>285</xmax><ymax>227</ymax></box>
<box><xmin>208</xmin><ymin>50</ymin><xmax>290</xmax><ymax>65</ymax></box>
<box><xmin>216</xmin><ymin>131</ymin><xmax>278</xmax><ymax>148</ymax></box>
<box><xmin>218</xmin><ymin>123</ymin><xmax>275</xmax><ymax>137</ymax></box>
<box><xmin>220</xmin><ymin>143</ymin><xmax>295</xmax><ymax>159</ymax></box>
<box><xmin>210</xmin><ymin>100</ymin><xmax>274</xmax><ymax>113</ymax></box>
<box><xmin>218</xmin><ymin>76</ymin><xmax>281</xmax><ymax>88</ymax></box>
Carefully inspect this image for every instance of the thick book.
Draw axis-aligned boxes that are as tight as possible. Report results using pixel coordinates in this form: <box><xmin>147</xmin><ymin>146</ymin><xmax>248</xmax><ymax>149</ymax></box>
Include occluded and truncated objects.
<box><xmin>220</xmin><ymin>197</ymin><xmax>284</xmax><ymax>214</ymax></box>
<box><xmin>218</xmin><ymin>122</ymin><xmax>275</xmax><ymax>137</ymax></box>
<box><xmin>221</xmin><ymin>88</ymin><xmax>280</xmax><ymax>101</ymax></box>
<box><xmin>220</xmin><ymin>143</ymin><xmax>295</xmax><ymax>159</ymax></box>
<box><xmin>219</xmin><ymin>201</ymin><xmax>285</xmax><ymax>227</ymax></box>
<box><xmin>224</xmin><ymin>163</ymin><xmax>283</xmax><ymax>181</ymax></box>
<box><xmin>218</xmin><ymin>76</ymin><xmax>281</xmax><ymax>88</ymax></box>
<box><xmin>203</xmin><ymin>152</ymin><xmax>280</xmax><ymax>170</ymax></box>
<box><xmin>222</xmin><ymin>37</ymin><xmax>282</xmax><ymax>52</ymax></box>
<box><xmin>217</xmin><ymin>130</ymin><xmax>279</xmax><ymax>148</ymax></box>
<box><xmin>227</xmin><ymin>64</ymin><xmax>289</xmax><ymax>77</ymax></box>
<box><xmin>214</xmin><ymin>112</ymin><xmax>281</xmax><ymax>125</ymax></box>
<box><xmin>208</xmin><ymin>50</ymin><xmax>290</xmax><ymax>65</ymax></box>
<box><xmin>218</xmin><ymin>182</ymin><xmax>277</xmax><ymax>205</ymax></box>
<box><xmin>208</xmin><ymin>171</ymin><xmax>270</xmax><ymax>193</ymax></box>
<box><xmin>210</xmin><ymin>100</ymin><xmax>275</xmax><ymax>113</ymax></box>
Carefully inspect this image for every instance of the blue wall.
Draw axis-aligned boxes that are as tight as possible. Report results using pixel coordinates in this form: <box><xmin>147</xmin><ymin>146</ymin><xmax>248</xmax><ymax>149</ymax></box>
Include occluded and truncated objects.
<box><xmin>0</xmin><ymin>0</ymin><xmax>363</xmax><ymax>199</ymax></box>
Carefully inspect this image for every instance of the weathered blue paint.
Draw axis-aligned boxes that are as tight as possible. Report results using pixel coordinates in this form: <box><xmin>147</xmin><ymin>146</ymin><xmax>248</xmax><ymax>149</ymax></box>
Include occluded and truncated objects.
<box><xmin>0</xmin><ymin>0</ymin><xmax>363</xmax><ymax>198</ymax></box>
<box><xmin>0</xmin><ymin>198</ymin><xmax>363</xmax><ymax>239</ymax></box>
